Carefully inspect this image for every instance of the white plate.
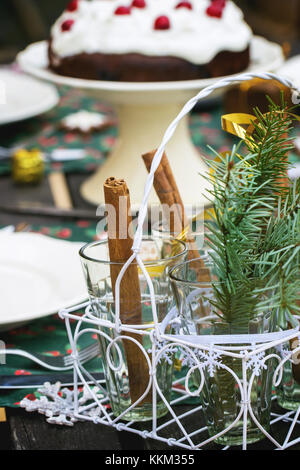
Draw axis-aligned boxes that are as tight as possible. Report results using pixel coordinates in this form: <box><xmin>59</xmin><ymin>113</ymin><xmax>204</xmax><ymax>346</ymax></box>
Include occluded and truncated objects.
<box><xmin>0</xmin><ymin>69</ymin><xmax>59</xmax><ymax>125</ymax></box>
<box><xmin>0</xmin><ymin>232</ymin><xmax>87</xmax><ymax>330</ymax></box>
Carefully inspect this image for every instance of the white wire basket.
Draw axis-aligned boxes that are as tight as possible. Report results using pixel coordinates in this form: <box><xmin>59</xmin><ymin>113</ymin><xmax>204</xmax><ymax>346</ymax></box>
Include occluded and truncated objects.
<box><xmin>58</xmin><ymin>300</ymin><xmax>300</xmax><ymax>450</ymax></box>
<box><xmin>53</xmin><ymin>73</ymin><xmax>300</xmax><ymax>449</ymax></box>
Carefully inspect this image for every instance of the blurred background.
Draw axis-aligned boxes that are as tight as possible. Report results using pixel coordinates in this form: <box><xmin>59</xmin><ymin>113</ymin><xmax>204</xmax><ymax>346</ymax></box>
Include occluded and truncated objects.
<box><xmin>1</xmin><ymin>0</ymin><xmax>300</xmax><ymax>63</ymax></box>
<box><xmin>0</xmin><ymin>0</ymin><xmax>70</xmax><ymax>63</ymax></box>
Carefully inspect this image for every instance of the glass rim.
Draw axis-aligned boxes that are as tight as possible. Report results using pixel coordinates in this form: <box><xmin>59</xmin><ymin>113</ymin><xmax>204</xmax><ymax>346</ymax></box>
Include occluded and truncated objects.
<box><xmin>169</xmin><ymin>258</ymin><xmax>268</xmax><ymax>290</ymax></box>
<box><xmin>151</xmin><ymin>219</ymin><xmax>211</xmax><ymax>237</ymax></box>
<box><xmin>169</xmin><ymin>258</ymin><xmax>214</xmax><ymax>287</ymax></box>
<box><xmin>79</xmin><ymin>236</ymin><xmax>187</xmax><ymax>266</ymax></box>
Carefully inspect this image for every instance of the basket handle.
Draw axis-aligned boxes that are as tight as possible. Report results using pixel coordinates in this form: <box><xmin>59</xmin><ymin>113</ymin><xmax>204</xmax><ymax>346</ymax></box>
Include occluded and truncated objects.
<box><xmin>115</xmin><ymin>72</ymin><xmax>299</xmax><ymax>335</ymax></box>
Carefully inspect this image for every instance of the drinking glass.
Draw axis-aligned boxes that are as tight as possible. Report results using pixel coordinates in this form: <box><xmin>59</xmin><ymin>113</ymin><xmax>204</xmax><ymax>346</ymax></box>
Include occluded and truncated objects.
<box><xmin>79</xmin><ymin>237</ymin><xmax>187</xmax><ymax>421</ymax></box>
<box><xmin>169</xmin><ymin>258</ymin><xmax>275</xmax><ymax>445</ymax></box>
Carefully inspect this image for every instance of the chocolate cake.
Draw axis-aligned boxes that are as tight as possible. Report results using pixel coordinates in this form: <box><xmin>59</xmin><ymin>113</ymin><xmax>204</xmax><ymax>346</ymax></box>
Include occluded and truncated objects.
<box><xmin>48</xmin><ymin>0</ymin><xmax>252</xmax><ymax>83</ymax></box>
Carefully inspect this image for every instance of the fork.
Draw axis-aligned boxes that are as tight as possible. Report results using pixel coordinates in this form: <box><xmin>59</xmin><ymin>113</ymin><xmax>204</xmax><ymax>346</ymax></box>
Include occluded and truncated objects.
<box><xmin>2</xmin><ymin>342</ymin><xmax>100</xmax><ymax>371</ymax></box>
<box><xmin>0</xmin><ymin>146</ymin><xmax>85</xmax><ymax>162</ymax></box>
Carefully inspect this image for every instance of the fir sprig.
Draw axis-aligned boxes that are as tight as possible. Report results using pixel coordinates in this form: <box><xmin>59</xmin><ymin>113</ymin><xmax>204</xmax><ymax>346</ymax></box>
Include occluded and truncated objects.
<box><xmin>205</xmin><ymin>101</ymin><xmax>300</xmax><ymax>329</ymax></box>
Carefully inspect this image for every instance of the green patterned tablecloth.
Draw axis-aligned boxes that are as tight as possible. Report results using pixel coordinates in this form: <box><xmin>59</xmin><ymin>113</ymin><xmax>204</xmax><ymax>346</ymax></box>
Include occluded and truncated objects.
<box><xmin>0</xmin><ymin>86</ymin><xmax>116</xmax><ymax>175</ymax></box>
<box><xmin>1</xmin><ymin>85</ymin><xmax>299</xmax><ymax>176</ymax></box>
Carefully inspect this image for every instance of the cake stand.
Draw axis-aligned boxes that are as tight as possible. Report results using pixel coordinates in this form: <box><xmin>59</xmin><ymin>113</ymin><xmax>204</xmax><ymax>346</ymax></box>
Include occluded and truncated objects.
<box><xmin>17</xmin><ymin>37</ymin><xmax>284</xmax><ymax>208</ymax></box>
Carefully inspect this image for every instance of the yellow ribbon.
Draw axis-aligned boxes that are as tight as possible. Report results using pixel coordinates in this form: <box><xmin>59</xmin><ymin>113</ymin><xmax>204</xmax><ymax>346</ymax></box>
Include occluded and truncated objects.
<box><xmin>221</xmin><ymin>113</ymin><xmax>255</xmax><ymax>141</ymax></box>
<box><xmin>222</xmin><ymin>111</ymin><xmax>300</xmax><ymax>145</ymax></box>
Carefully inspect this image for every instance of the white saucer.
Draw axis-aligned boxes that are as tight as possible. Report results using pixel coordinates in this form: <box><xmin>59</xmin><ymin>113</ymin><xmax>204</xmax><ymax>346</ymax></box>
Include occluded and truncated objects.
<box><xmin>0</xmin><ymin>232</ymin><xmax>87</xmax><ymax>330</ymax></box>
<box><xmin>0</xmin><ymin>69</ymin><xmax>59</xmax><ymax>125</ymax></box>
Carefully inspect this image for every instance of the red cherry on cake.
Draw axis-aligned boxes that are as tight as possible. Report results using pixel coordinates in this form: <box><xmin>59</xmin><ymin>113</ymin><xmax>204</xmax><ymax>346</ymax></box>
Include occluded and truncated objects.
<box><xmin>175</xmin><ymin>1</ymin><xmax>193</xmax><ymax>10</ymax></box>
<box><xmin>154</xmin><ymin>15</ymin><xmax>171</xmax><ymax>30</ymax></box>
<box><xmin>114</xmin><ymin>5</ymin><xmax>131</xmax><ymax>15</ymax></box>
<box><xmin>131</xmin><ymin>0</ymin><xmax>146</xmax><ymax>8</ymax></box>
<box><xmin>206</xmin><ymin>1</ymin><xmax>224</xmax><ymax>18</ymax></box>
<box><xmin>66</xmin><ymin>0</ymin><xmax>79</xmax><ymax>12</ymax></box>
<box><xmin>61</xmin><ymin>19</ymin><xmax>75</xmax><ymax>32</ymax></box>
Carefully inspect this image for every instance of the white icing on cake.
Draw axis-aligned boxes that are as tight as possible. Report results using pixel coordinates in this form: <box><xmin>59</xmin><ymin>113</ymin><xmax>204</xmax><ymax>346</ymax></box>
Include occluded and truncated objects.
<box><xmin>51</xmin><ymin>0</ymin><xmax>252</xmax><ymax>65</ymax></box>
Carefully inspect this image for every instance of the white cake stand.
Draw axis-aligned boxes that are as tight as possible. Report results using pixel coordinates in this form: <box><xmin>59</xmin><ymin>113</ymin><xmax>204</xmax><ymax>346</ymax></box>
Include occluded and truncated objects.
<box><xmin>17</xmin><ymin>37</ymin><xmax>284</xmax><ymax>208</ymax></box>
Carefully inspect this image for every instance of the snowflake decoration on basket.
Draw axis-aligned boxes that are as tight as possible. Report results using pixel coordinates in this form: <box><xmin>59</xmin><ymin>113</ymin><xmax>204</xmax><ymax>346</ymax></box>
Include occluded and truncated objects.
<box><xmin>245</xmin><ymin>350</ymin><xmax>267</xmax><ymax>377</ymax></box>
<box><xmin>20</xmin><ymin>381</ymin><xmax>105</xmax><ymax>426</ymax></box>
<box><xmin>276</xmin><ymin>342</ymin><xmax>293</xmax><ymax>360</ymax></box>
<box><xmin>181</xmin><ymin>346</ymin><xmax>223</xmax><ymax>377</ymax></box>
<box><xmin>150</xmin><ymin>339</ymin><xmax>179</xmax><ymax>365</ymax></box>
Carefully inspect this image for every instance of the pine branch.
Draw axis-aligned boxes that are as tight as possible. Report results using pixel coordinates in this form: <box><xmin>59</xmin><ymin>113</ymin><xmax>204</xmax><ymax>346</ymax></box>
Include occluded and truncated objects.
<box><xmin>205</xmin><ymin>101</ymin><xmax>299</xmax><ymax>327</ymax></box>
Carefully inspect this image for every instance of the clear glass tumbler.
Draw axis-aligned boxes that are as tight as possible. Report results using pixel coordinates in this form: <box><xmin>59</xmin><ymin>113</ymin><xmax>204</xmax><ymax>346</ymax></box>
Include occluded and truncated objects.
<box><xmin>169</xmin><ymin>259</ymin><xmax>275</xmax><ymax>446</ymax></box>
<box><xmin>79</xmin><ymin>237</ymin><xmax>187</xmax><ymax>422</ymax></box>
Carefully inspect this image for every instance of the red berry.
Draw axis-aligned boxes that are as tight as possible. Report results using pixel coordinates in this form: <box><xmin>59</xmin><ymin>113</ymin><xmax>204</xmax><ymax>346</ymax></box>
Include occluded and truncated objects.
<box><xmin>206</xmin><ymin>3</ymin><xmax>223</xmax><ymax>18</ymax></box>
<box><xmin>131</xmin><ymin>0</ymin><xmax>146</xmax><ymax>8</ymax></box>
<box><xmin>114</xmin><ymin>5</ymin><xmax>131</xmax><ymax>15</ymax></box>
<box><xmin>175</xmin><ymin>1</ymin><xmax>193</xmax><ymax>10</ymax></box>
<box><xmin>154</xmin><ymin>15</ymin><xmax>171</xmax><ymax>30</ymax></box>
<box><xmin>66</xmin><ymin>0</ymin><xmax>79</xmax><ymax>12</ymax></box>
<box><xmin>61</xmin><ymin>19</ymin><xmax>75</xmax><ymax>32</ymax></box>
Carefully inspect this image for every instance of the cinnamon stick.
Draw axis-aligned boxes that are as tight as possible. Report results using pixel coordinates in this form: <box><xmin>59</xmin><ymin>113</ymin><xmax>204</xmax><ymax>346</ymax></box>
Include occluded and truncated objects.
<box><xmin>104</xmin><ymin>177</ymin><xmax>150</xmax><ymax>404</ymax></box>
<box><xmin>142</xmin><ymin>150</ymin><xmax>210</xmax><ymax>280</ymax></box>
<box><xmin>142</xmin><ymin>150</ymin><xmax>185</xmax><ymax>235</ymax></box>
